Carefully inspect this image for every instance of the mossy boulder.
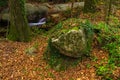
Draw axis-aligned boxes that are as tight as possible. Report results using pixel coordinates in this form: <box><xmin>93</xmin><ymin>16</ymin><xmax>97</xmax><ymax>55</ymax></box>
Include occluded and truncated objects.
<box><xmin>47</xmin><ymin>18</ymin><xmax>94</xmax><ymax>58</ymax></box>
<box><xmin>51</xmin><ymin>29</ymin><xmax>87</xmax><ymax>58</ymax></box>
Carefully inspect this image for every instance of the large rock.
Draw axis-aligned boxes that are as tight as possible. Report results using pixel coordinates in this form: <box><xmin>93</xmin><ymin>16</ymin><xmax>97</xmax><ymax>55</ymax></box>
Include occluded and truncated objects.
<box><xmin>51</xmin><ymin>29</ymin><xmax>87</xmax><ymax>58</ymax></box>
<box><xmin>46</xmin><ymin>18</ymin><xmax>93</xmax><ymax>58</ymax></box>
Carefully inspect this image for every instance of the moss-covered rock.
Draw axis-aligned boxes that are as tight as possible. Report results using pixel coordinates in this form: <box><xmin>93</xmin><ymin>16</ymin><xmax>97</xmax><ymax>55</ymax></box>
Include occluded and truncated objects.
<box><xmin>44</xmin><ymin>38</ymin><xmax>81</xmax><ymax>71</ymax></box>
<box><xmin>51</xmin><ymin>29</ymin><xmax>86</xmax><ymax>58</ymax></box>
<box><xmin>46</xmin><ymin>18</ymin><xmax>94</xmax><ymax>58</ymax></box>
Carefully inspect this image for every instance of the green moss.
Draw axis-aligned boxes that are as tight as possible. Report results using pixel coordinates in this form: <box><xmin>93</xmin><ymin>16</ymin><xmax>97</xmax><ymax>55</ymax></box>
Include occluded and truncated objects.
<box><xmin>44</xmin><ymin>39</ymin><xmax>81</xmax><ymax>71</ymax></box>
<box><xmin>71</xmin><ymin>27</ymin><xmax>79</xmax><ymax>30</ymax></box>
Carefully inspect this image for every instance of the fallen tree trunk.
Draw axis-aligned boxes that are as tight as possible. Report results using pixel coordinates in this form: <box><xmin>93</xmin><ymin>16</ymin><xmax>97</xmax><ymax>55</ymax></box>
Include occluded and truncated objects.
<box><xmin>48</xmin><ymin>2</ymin><xmax>84</xmax><ymax>13</ymax></box>
<box><xmin>0</xmin><ymin>2</ymin><xmax>84</xmax><ymax>21</ymax></box>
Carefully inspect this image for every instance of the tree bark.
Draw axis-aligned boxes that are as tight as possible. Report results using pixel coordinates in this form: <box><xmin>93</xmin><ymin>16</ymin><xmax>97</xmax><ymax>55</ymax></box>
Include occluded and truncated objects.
<box><xmin>84</xmin><ymin>0</ymin><xmax>96</xmax><ymax>13</ymax></box>
<box><xmin>105</xmin><ymin>0</ymin><xmax>112</xmax><ymax>24</ymax></box>
<box><xmin>7</xmin><ymin>0</ymin><xmax>31</xmax><ymax>42</ymax></box>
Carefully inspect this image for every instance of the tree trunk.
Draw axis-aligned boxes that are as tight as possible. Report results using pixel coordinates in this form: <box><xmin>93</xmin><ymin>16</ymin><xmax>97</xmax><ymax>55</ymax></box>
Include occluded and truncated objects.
<box><xmin>105</xmin><ymin>0</ymin><xmax>112</xmax><ymax>24</ymax></box>
<box><xmin>7</xmin><ymin>0</ymin><xmax>31</xmax><ymax>42</ymax></box>
<box><xmin>71</xmin><ymin>0</ymin><xmax>74</xmax><ymax>18</ymax></box>
<box><xmin>84</xmin><ymin>0</ymin><xmax>96</xmax><ymax>13</ymax></box>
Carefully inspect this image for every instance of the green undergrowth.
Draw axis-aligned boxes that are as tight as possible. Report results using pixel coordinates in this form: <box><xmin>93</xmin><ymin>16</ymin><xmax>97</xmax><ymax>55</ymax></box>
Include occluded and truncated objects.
<box><xmin>96</xmin><ymin>63</ymin><xmax>115</xmax><ymax>80</ymax></box>
<box><xmin>94</xmin><ymin>17</ymin><xmax>120</xmax><ymax>79</ymax></box>
<box><xmin>30</xmin><ymin>26</ymin><xmax>49</xmax><ymax>37</ymax></box>
<box><xmin>94</xmin><ymin>21</ymin><xmax>120</xmax><ymax>66</ymax></box>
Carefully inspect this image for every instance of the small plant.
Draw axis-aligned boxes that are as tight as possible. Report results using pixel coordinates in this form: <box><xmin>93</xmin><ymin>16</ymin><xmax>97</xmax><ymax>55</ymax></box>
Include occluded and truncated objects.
<box><xmin>86</xmin><ymin>64</ymin><xmax>91</xmax><ymax>68</ymax></box>
<box><xmin>96</xmin><ymin>64</ymin><xmax>115</xmax><ymax>80</ymax></box>
<box><xmin>109</xmin><ymin>15</ymin><xmax>120</xmax><ymax>26</ymax></box>
<box><xmin>47</xmin><ymin>72</ymin><xmax>55</xmax><ymax>78</ymax></box>
<box><xmin>31</xmin><ymin>27</ymin><xmax>46</xmax><ymax>36</ymax></box>
<box><xmin>91</xmin><ymin>56</ymin><xmax>98</xmax><ymax>62</ymax></box>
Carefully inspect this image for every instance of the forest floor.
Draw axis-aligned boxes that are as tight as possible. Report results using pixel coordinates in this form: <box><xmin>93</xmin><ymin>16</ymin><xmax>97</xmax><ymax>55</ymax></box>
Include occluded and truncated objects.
<box><xmin>0</xmin><ymin>5</ymin><xmax>120</xmax><ymax>80</ymax></box>
<box><xmin>0</xmin><ymin>36</ymin><xmax>109</xmax><ymax>80</ymax></box>
<box><xmin>0</xmin><ymin>35</ymin><xmax>120</xmax><ymax>80</ymax></box>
